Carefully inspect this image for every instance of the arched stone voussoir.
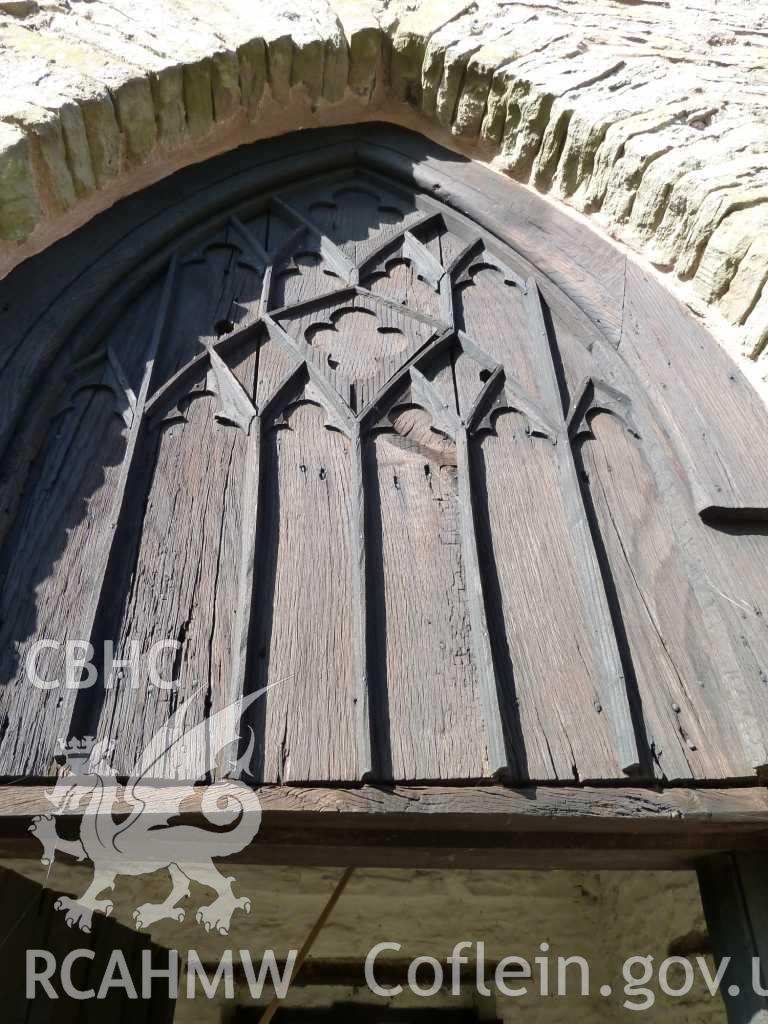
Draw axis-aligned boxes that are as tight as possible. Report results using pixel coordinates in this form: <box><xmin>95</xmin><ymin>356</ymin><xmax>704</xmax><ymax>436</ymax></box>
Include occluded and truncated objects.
<box><xmin>0</xmin><ymin>0</ymin><xmax>767</xmax><ymax>379</ymax></box>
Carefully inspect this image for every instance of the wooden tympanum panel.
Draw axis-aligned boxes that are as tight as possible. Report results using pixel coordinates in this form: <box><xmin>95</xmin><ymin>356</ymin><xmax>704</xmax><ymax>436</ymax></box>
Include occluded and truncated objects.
<box><xmin>1</xmin><ymin>128</ymin><xmax>767</xmax><ymax>786</ymax></box>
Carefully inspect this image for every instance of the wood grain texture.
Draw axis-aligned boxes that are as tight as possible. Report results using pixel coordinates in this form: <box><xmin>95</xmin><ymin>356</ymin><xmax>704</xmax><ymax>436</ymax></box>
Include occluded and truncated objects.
<box><xmin>0</xmin><ymin>782</ymin><xmax>766</xmax><ymax>827</ymax></box>
<box><xmin>1</xmin><ymin>127</ymin><xmax>767</xmax><ymax>791</ymax></box>
<box><xmin>368</xmin><ymin>418</ymin><xmax>489</xmax><ymax>780</ymax></box>
<box><xmin>526</xmin><ymin>282</ymin><xmax>639</xmax><ymax>776</ymax></box>
<box><xmin>453</xmin><ymin>262</ymin><xmax>543</xmax><ymax>405</ymax></box>
<box><xmin>360</xmin><ymin>219</ymin><xmax>445</xmax><ymax>322</ymax></box>
<box><xmin>455</xmin><ymin>428</ymin><xmax>508</xmax><ymax>777</ymax></box>
<box><xmin>0</xmin><ymin>786</ymin><xmax>766</xmax><ymax>870</ymax></box>
<box><xmin>696</xmin><ymin>519</ymin><xmax>768</xmax><ymax>768</ymax></box>
<box><xmin>97</xmin><ymin>386</ymin><xmax>251</xmax><ymax>776</ymax></box>
<box><xmin>0</xmin><ymin>388</ymin><xmax>128</xmax><ymax>774</ymax></box>
<box><xmin>274</xmin><ymin>289</ymin><xmax>437</xmax><ymax>415</ymax></box>
<box><xmin>577</xmin><ymin>413</ymin><xmax>743</xmax><ymax>781</ymax></box>
<box><xmin>475</xmin><ymin>417</ymin><xmax>621</xmax><ymax>782</ymax></box>
<box><xmin>256</xmin><ymin>402</ymin><xmax>358</xmax><ymax>783</ymax></box>
<box><xmin>357</xmin><ymin>132</ymin><xmax>626</xmax><ymax>343</ymax></box>
<box><xmin>280</xmin><ymin>176</ymin><xmax>422</xmax><ymax>267</ymax></box>
<box><xmin>59</xmin><ymin>260</ymin><xmax>181</xmax><ymax>761</ymax></box>
<box><xmin>349</xmin><ymin>420</ymin><xmax>373</xmax><ymax>780</ymax></box>
<box><xmin>621</xmin><ymin>262</ymin><xmax>768</xmax><ymax>520</ymax></box>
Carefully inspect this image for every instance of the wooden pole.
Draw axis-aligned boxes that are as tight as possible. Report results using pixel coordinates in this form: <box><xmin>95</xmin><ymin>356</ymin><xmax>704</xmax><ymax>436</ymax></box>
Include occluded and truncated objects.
<box><xmin>257</xmin><ymin>867</ymin><xmax>355</xmax><ymax>1024</ymax></box>
<box><xmin>697</xmin><ymin>853</ymin><xmax>768</xmax><ymax>1023</ymax></box>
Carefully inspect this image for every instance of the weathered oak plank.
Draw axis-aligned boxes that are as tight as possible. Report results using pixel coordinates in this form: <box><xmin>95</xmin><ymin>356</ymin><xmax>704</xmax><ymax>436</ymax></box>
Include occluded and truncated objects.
<box><xmin>0</xmin><ymin>785</ymin><xmax>767</xmax><ymax>870</ymax></box>
<box><xmin>2</xmin><ymin>126</ymin><xmax>767</xmax><ymax>791</ymax></box>
<box><xmin>257</xmin><ymin>402</ymin><xmax>358</xmax><ymax>783</ymax></box>
<box><xmin>621</xmin><ymin>262</ymin><xmax>768</xmax><ymax>520</ymax></box>
<box><xmin>368</xmin><ymin>418</ymin><xmax>489</xmax><ymax>780</ymax></box>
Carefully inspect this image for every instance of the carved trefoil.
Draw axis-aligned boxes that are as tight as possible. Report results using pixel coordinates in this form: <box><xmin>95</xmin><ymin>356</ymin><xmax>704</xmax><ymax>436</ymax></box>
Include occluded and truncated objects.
<box><xmin>1</xmin><ymin>162</ymin><xmax>767</xmax><ymax>789</ymax></box>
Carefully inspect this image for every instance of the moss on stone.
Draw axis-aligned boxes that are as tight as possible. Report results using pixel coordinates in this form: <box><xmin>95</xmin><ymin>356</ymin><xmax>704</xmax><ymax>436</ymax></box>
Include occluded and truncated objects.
<box><xmin>291</xmin><ymin>37</ymin><xmax>324</xmax><ymax>102</ymax></box>
<box><xmin>266</xmin><ymin>35</ymin><xmax>293</xmax><ymax>105</ymax></box>
<box><xmin>60</xmin><ymin>101</ymin><xmax>96</xmax><ymax>196</ymax></box>
<box><xmin>211</xmin><ymin>51</ymin><xmax>241</xmax><ymax>122</ymax></box>
<box><xmin>114</xmin><ymin>78</ymin><xmax>157</xmax><ymax>164</ymax></box>
<box><xmin>34</xmin><ymin>114</ymin><xmax>76</xmax><ymax>210</ymax></box>
<box><xmin>0</xmin><ymin>126</ymin><xmax>40</xmax><ymax>241</ymax></box>
<box><xmin>322</xmin><ymin>35</ymin><xmax>350</xmax><ymax>104</ymax></box>
<box><xmin>183</xmin><ymin>60</ymin><xmax>214</xmax><ymax>139</ymax></box>
<box><xmin>237</xmin><ymin>38</ymin><xmax>267</xmax><ymax>117</ymax></box>
<box><xmin>347</xmin><ymin>25</ymin><xmax>381</xmax><ymax>97</ymax></box>
<box><xmin>150</xmin><ymin>66</ymin><xmax>186</xmax><ymax>149</ymax></box>
<box><xmin>79</xmin><ymin>93</ymin><xmax>121</xmax><ymax>187</ymax></box>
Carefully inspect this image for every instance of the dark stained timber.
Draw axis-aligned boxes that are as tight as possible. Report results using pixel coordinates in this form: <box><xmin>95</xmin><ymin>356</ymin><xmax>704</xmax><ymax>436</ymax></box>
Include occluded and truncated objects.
<box><xmin>0</xmin><ymin>258</ymin><xmax>178</xmax><ymax>774</ymax></box>
<box><xmin>349</xmin><ymin>419</ymin><xmax>374</xmax><ymax>780</ymax></box>
<box><xmin>697</xmin><ymin>854</ymin><xmax>768</xmax><ymax>1023</ymax></box>
<box><xmin>1</xmin><ymin>126</ymin><xmax>768</xmax><ymax>791</ymax></box>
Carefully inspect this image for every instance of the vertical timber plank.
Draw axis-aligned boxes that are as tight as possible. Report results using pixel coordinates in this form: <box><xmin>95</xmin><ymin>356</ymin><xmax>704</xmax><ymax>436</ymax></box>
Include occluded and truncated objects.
<box><xmin>350</xmin><ymin>419</ymin><xmax>373</xmax><ymax>779</ymax></box>
<box><xmin>523</xmin><ymin>279</ymin><xmax>640</xmax><ymax>776</ymax></box>
<box><xmin>455</xmin><ymin>428</ymin><xmax>508</xmax><ymax>777</ymax></box>
<box><xmin>697</xmin><ymin>853</ymin><xmax>768</xmax><ymax>1023</ymax></box>
<box><xmin>55</xmin><ymin>257</ymin><xmax>179</xmax><ymax>760</ymax></box>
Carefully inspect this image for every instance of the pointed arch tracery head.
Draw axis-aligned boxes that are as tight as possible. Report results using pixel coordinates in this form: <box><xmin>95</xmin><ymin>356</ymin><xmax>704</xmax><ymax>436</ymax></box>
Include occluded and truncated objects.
<box><xmin>2</xmin><ymin>134</ymin><xmax>768</xmax><ymax>789</ymax></box>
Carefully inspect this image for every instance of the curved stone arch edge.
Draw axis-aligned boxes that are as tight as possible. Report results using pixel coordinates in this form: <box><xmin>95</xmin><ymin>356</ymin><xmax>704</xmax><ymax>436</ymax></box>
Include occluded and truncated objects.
<box><xmin>1</xmin><ymin>0</ymin><xmax>766</xmax><ymax>376</ymax></box>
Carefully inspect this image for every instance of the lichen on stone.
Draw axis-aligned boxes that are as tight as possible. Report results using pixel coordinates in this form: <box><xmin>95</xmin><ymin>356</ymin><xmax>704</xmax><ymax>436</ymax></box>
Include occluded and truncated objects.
<box><xmin>0</xmin><ymin>0</ymin><xmax>766</xmax><ymax>380</ymax></box>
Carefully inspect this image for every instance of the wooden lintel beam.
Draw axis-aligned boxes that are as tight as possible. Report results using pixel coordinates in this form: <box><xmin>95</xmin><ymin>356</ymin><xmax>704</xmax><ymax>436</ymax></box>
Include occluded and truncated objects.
<box><xmin>0</xmin><ymin>783</ymin><xmax>766</xmax><ymax>826</ymax></box>
<box><xmin>0</xmin><ymin>785</ymin><xmax>766</xmax><ymax>868</ymax></box>
<box><xmin>0</xmin><ymin>782</ymin><xmax>766</xmax><ymax>818</ymax></box>
<box><xmin>1</xmin><ymin>835</ymin><xmax>767</xmax><ymax>872</ymax></box>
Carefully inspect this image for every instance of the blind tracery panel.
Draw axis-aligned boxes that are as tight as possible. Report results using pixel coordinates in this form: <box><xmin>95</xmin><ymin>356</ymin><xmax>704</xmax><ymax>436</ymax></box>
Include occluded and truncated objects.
<box><xmin>1</xmin><ymin>162</ymin><xmax>767</xmax><ymax>785</ymax></box>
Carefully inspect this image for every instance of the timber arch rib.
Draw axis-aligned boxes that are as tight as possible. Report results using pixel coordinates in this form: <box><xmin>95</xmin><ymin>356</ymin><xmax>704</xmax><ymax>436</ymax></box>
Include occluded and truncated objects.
<box><xmin>2</xmin><ymin>125</ymin><xmax>768</xmax><ymax>794</ymax></box>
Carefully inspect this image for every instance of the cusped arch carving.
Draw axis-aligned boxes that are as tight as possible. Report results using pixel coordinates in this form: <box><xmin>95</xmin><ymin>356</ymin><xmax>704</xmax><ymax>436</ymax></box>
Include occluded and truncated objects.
<box><xmin>1</xmin><ymin>131</ymin><xmax>768</xmax><ymax>789</ymax></box>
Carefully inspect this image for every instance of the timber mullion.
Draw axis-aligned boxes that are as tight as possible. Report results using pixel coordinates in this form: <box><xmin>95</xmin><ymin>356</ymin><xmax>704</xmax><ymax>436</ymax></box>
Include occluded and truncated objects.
<box><xmin>220</xmin><ymin>250</ymin><xmax>279</xmax><ymax>764</ymax></box>
<box><xmin>219</xmin><ymin>416</ymin><xmax>262</xmax><ymax>779</ymax></box>
<box><xmin>455</xmin><ymin>428</ymin><xmax>509</xmax><ymax>777</ymax></box>
<box><xmin>350</xmin><ymin>419</ymin><xmax>373</xmax><ymax>780</ymax></box>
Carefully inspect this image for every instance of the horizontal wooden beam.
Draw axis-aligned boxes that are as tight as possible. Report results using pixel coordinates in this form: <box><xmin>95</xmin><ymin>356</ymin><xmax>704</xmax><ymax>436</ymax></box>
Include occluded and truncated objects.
<box><xmin>0</xmin><ymin>784</ymin><xmax>766</xmax><ymax>870</ymax></box>
<box><xmin>1</xmin><ymin>782</ymin><xmax>767</xmax><ymax>826</ymax></box>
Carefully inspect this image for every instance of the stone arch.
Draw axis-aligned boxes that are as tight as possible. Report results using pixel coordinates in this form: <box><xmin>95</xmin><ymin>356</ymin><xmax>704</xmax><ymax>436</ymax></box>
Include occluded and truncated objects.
<box><xmin>0</xmin><ymin>1</ymin><xmax>766</xmax><ymax>383</ymax></box>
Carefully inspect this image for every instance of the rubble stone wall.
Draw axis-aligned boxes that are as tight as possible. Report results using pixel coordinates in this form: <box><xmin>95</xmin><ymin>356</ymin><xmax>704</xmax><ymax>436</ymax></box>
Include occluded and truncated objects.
<box><xmin>0</xmin><ymin>0</ymin><xmax>765</xmax><ymax>378</ymax></box>
<box><xmin>5</xmin><ymin>858</ymin><xmax>723</xmax><ymax>1022</ymax></box>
